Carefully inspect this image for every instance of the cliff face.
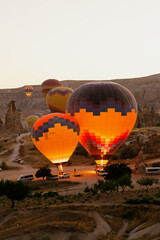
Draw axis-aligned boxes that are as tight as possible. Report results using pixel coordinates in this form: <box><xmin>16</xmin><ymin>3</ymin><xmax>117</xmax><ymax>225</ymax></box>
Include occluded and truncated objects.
<box><xmin>5</xmin><ymin>100</ymin><xmax>25</xmax><ymax>133</ymax></box>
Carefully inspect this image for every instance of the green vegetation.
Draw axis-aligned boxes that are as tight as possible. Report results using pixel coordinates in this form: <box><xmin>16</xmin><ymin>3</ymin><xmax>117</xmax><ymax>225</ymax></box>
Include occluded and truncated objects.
<box><xmin>105</xmin><ymin>163</ymin><xmax>132</xmax><ymax>192</ymax></box>
<box><xmin>0</xmin><ymin>180</ymin><xmax>31</xmax><ymax>207</ymax></box>
<box><xmin>35</xmin><ymin>167</ymin><xmax>52</xmax><ymax>180</ymax></box>
<box><xmin>0</xmin><ymin>161</ymin><xmax>8</xmax><ymax>170</ymax></box>
<box><xmin>137</xmin><ymin>177</ymin><xmax>159</xmax><ymax>190</ymax></box>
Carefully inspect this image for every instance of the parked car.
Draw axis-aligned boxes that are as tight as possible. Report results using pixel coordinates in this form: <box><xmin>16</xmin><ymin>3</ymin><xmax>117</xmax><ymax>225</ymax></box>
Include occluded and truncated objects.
<box><xmin>12</xmin><ymin>158</ymin><xmax>20</xmax><ymax>162</ymax></box>
<box><xmin>59</xmin><ymin>172</ymin><xmax>70</xmax><ymax>179</ymax></box>
<box><xmin>96</xmin><ymin>169</ymin><xmax>107</xmax><ymax>176</ymax></box>
<box><xmin>46</xmin><ymin>174</ymin><xmax>58</xmax><ymax>180</ymax></box>
<box><xmin>12</xmin><ymin>158</ymin><xmax>24</xmax><ymax>164</ymax></box>
<box><xmin>17</xmin><ymin>174</ymin><xmax>34</xmax><ymax>181</ymax></box>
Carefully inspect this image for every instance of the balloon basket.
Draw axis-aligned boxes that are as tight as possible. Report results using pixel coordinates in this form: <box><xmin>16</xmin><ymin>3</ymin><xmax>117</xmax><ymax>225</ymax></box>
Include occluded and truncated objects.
<box><xmin>95</xmin><ymin>159</ymin><xmax>109</xmax><ymax>167</ymax></box>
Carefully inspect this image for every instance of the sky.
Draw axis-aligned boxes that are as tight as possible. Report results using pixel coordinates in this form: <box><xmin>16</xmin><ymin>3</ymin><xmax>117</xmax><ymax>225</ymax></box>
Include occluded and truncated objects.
<box><xmin>0</xmin><ymin>0</ymin><xmax>160</xmax><ymax>89</ymax></box>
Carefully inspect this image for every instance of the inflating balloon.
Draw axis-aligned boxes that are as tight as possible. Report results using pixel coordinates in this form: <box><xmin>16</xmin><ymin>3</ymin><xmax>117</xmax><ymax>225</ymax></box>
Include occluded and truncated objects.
<box><xmin>46</xmin><ymin>87</ymin><xmax>73</xmax><ymax>113</ymax></box>
<box><xmin>66</xmin><ymin>82</ymin><xmax>137</xmax><ymax>166</ymax></box>
<box><xmin>24</xmin><ymin>86</ymin><xmax>33</xmax><ymax>97</ymax></box>
<box><xmin>41</xmin><ymin>79</ymin><xmax>62</xmax><ymax>97</ymax></box>
<box><xmin>31</xmin><ymin>113</ymin><xmax>80</xmax><ymax>165</ymax></box>
<box><xmin>26</xmin><ymin>115</ymin><xmax>39</xmax><ymax>129</ymax></box>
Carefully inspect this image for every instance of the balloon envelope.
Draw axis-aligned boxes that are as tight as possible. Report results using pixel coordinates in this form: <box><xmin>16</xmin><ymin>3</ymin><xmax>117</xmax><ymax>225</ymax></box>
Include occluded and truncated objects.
<box><xmin>46</xmin><ymin>87</ymin><xmax>73</xmax><ymax>113</ymax></box>
<box><xmin>31</xmin><ymin>113</ymin><xmax>80</xmax><ymax>164</ymax></box>
<box><xmin>24</xmin><ymin>86</ymin><xmax>33</xmax><ymax>97</ymax></box>
<box><xmin>26</xmin><ymin>115</ymin><xmax>39</xmax><ymax>128</ymax></box>
<box><xmin>41</xmin><ymin>79</ymin><xmax>62</xmax><ymax>97</ymax></box>
<box><xmin>66</xmin><ymin>82</ymin><xmax>137</xmax><ymax>165</ymax></box>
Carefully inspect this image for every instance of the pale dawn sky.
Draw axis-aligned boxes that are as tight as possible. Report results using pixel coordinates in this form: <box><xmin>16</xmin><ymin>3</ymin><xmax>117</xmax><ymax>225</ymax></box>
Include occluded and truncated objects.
<box><xmin>0</xmin><ymin>0</ymin><xmax>160</xmax><ymax>89</ymax></box>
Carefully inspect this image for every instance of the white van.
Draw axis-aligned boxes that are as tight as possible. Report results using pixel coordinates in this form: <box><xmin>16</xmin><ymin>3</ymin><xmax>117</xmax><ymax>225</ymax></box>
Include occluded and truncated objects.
<box><xmin>146</xmin><ymin>167</ymin><xmax>160</xmax><ymax>175</ymax></box>
<box><xmin>17</xmin><ymin>174</ymin><xmax>34</xmax><ymax>181</ymax></box>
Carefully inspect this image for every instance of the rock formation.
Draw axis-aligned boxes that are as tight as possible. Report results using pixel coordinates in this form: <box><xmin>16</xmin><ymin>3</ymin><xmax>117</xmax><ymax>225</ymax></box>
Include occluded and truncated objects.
<box><xmin>5</xmin><ymin>100</ymin><xmax>25</xmax><ymax>133</ymax></box>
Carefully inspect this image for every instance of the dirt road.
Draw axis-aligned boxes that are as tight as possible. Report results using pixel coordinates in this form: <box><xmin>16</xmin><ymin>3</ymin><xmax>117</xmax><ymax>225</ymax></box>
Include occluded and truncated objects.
<box><xmin>0</xmin><ymin>133</ymin><xmax>160</xmax><ymax>194</ymax></box>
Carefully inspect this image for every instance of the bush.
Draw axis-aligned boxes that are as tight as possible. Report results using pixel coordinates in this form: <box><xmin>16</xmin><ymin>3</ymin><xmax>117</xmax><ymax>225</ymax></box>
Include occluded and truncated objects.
<box><xmin>32</xmin><ymin>192</ymin><xmax>42</xmax><ymax>198</ymax></box>
<box><xmin>43</xmin><ymin>191</ymin><xmax>59</xmax><ymax>198</ymax></box>
<box><xmin>0</xmin><ymin>161</ymin><xmax>8</xmax><ymax>170</ymax></box>
<box><xmin>137</xmin><ymin>177</ymin><xmax>159</xmax><ymax>190</ymax></box>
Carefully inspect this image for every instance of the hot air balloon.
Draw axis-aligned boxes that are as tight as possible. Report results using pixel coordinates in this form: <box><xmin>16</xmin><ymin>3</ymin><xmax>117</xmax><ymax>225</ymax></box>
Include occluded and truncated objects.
<box><xmin>24</xmin><ymin>86</ymin><xmax>33</xmax><ymax>97</ymax></box>
<box><xmin>41</xmin><ymin>79</ymin><xmax>63</xmax><ymax>97</ymax></box>
<box><xmin>31</xmin><ymin>113</ymin><xmax>80</xmax><ymax>168</ymax></box>
<box><xmin>26</xmin><ymin>115</ymin><xmax>39</xmax><ymax>129</ymax></box>
<box><xmin>46</xmin><ymin>87</ymin><xmax>73</xmax><ymax>113</ymax></box>
<box><xmin>66</xmin><ymin>82</ymin><xmax>137</xmax><ymax>166</ymax></box>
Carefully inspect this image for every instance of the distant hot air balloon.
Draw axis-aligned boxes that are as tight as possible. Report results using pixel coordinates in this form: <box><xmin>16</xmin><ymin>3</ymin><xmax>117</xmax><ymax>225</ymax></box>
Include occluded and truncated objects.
<box><xmin>24</xmin><ymin>86</ymin><xmax>33</xmax><ymax>97</ymax></box>
<box><xmin>26</xmin><ymin>115</ymin><xmax>39</xmax><ymax>129</ymax></box>
<box><xmin>46</xmin><ymin>87</ymin><xmax>73</xmax><ymax>113</ymax></box>
<box><xmin>31</xmin><ymin>113</ymin><xmax>80</xmax><ymax>166</ymax></box>
<box><xmin>41</xmin><ymin>79</ymin><xmax>63</xmax><ymax>97</ymax></box>
<box><xmin>66</xmin><ymin>82</ymin><xmax>137</xmax><ymax>166</ymax></box>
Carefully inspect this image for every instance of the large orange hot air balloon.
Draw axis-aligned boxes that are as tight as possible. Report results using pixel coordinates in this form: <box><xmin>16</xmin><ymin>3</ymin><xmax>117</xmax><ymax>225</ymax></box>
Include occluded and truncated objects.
<box><xmin>24</xmin><ymin>86</ymin><xmax>33</xmax><ymax>97</ymax></box>
<box><xmin>41</xmin><ymin>79</ymin><xmax>62</xmax><ymax>97</ymax></box>
<box><xmin>31</xmin><ymin>113</ymin><xmax>80</xmax><ymax>165</ymax></box>
<box><xmin>66</xmin><ymin>82</ymin><xmax>137</xmax><ymax>166</ymax></box>
<box><xmin>46</xmin><ymin>87</ymin><xmax>73</xmax><ymax>113</ymax></box>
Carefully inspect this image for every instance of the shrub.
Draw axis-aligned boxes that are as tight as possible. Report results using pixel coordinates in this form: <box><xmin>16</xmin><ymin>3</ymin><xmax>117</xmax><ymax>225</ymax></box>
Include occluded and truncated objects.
<box><xmin>0</xmin><ymin>161</ymin><xmax>8</xmax><ymax>170</ymax></box>
<box><xmin>137</xmin><ymin>177</ymin><xmax>159</xmax><ymax>190</ymax></box>
<box><xmin>43</xmin><ymin>191</ymin><xmax>59</xmax><ymax>198</ymax></box>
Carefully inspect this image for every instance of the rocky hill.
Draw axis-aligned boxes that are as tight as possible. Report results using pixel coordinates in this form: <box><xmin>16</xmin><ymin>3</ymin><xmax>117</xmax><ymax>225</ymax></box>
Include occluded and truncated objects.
<box><xmin>0</xmin><ymin>73</ymin><xmax>160</xmax><ymax>120</ymax></box>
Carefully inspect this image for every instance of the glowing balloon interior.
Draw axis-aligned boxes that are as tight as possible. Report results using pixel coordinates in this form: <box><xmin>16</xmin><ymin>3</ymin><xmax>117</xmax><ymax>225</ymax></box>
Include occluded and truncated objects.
<box><xmin>31</xmin><ymin>113</ymin><xmax>80</xmax><ymax>164</ymax></box>
<box><xmin>66</xmin><ymin>82</ymin><xmax>137</xmax><ymax>166</ymax></box>
<box><xmin>46</xmin><ymin>87</ymin><xmax>73</xmax><ymax>113</ymax></box>
<box><xmin>24</xmin><ymin>86</ymin><xmax>33</xmax><ymax>97</ymax></box>
<box><xmin>41</xmin><ymin>79</ymin><xmax>62</xmax><ymax>97</ymax></box>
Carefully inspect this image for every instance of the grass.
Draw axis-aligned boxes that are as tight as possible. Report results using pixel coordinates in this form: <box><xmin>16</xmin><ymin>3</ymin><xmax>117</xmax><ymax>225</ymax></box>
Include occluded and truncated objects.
<box><xmin>25</xmin><ymin>180</ymin><xmax>80</xmax><ymax>192</ymax></box>
<box><xmin>0</xmin><ymin>206</ymin><xmax>96</xmax><ymax>240</ymax></box>
<box><xmin>0</xmin><ymin>205</ymin><xmax>160</xmax><ymax>240</ymax></box>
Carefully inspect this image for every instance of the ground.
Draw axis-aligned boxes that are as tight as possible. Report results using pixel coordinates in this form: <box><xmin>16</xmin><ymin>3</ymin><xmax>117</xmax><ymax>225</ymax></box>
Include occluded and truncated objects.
<box><xmin>1</xmin><ymin>132</ymin><xmax>160</xmax><ymax>239</ymax></box>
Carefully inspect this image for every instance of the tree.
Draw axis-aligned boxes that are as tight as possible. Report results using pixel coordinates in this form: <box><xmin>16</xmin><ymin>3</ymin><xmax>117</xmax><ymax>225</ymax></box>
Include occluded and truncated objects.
<box><xmin>35</xmin><ymin>167</ymin><xmax>51</xmax><ymax>180</ymax></box>
<box><xmin>118</xmin><ymin>174</ymin><xmax>133</xmax><ymax>192</ymax></box>
<box><xmin>3</xmin><ymin>180</ymin><xmax>31</xmax><ymax>207</ymax></box>
<box><xmin>0</xmin><ymin>180</ymin><xmax>5</xmax><ymax>196</ymax></box>
<box><xmin>105</xmin><ymin>163</ymin><xmax>132</xmax><ymax>192</ymax></box>
<box><xmin>137</xmin><ymin>177</ymin><xmax>159</xmax><ymax>190</ymax></box>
